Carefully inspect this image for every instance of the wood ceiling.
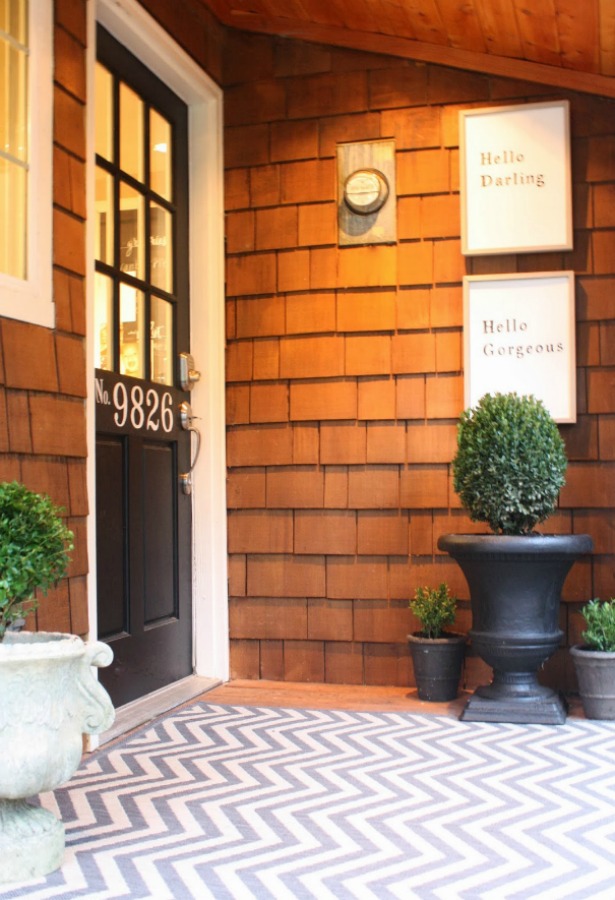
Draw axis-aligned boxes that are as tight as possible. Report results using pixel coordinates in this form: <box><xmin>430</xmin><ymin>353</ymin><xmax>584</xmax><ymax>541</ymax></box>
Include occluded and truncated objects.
<box><xmin>201</xmin><ymin>0</ymin><xmax>615</xmax><ymax>98</ymax></box>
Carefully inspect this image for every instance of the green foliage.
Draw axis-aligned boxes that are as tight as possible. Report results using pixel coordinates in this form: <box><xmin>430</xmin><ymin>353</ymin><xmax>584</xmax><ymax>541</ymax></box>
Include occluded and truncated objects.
<box><xmin>0</xmin><ymin>481</ymin><xmax>73</xmax><ymax>640</ymax></box>
<box><xmin>410</xmin><ymin>583</ymin><xmax>457</xmax><ymax>639</ymax></box>
<box><xmin>581</xmin><ymin>598</ymin><xmax>615</xmax><ymax>652</ymax></box>
<box><xmin>452</xmin><ymin>392</ymin><xmax>567</xmax><ymax>535</ymax></box>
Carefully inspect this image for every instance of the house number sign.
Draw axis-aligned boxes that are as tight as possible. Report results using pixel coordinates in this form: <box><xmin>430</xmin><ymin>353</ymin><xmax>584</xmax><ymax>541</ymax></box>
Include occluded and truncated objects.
<box><xmin>95</xmin><ymin>369</ymin><xmax>178</xmax><ymax>436</ymax></box>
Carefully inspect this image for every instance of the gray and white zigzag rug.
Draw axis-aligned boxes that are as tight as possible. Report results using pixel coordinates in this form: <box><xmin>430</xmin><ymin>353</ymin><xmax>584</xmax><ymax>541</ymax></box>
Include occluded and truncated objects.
<box><xmin>1</xmin><ymin>702</ymin><xmax>615</xmax><ymax>899</ymax></box>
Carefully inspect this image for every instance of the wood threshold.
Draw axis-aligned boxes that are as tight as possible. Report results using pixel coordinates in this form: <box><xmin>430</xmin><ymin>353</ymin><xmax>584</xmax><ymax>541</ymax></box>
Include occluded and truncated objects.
<box><xmin>100</xmin><ymin>675</ymin><xmax>222</xmax><ymax>745</ymax></box>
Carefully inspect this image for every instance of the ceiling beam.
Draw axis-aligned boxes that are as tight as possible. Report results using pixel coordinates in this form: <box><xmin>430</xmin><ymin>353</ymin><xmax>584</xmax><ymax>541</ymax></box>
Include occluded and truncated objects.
<box><xmin>215</xmin><ymin>9</ymin><xmax>615</xmax><ymax>99</ymax></box>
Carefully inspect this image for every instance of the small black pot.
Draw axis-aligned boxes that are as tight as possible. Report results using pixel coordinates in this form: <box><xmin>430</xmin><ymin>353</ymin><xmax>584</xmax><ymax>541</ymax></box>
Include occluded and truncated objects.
<box><xmin>438</xmin><ymin>533</ymin><xmax>593</xmax><ymax>724</ymax></box>
<box><xmin>407</xmin><ymin>632</ymin><xmax>467</xmax><ymax>702</ymax></box>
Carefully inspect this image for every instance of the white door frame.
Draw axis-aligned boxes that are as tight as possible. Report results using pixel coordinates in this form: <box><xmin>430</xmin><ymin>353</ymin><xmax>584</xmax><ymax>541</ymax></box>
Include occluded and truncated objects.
<box><xmin>86</xmin><ymin>0</ymin><xmax>229</xmax><ymax>684</ymax></box>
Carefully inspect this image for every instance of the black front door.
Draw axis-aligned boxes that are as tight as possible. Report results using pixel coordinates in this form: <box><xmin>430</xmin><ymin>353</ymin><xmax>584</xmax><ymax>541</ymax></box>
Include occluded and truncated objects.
<box><xmin>93</xmin><ymin>26</ymin><xmax>193</xmax><ymax>707</ymax></box>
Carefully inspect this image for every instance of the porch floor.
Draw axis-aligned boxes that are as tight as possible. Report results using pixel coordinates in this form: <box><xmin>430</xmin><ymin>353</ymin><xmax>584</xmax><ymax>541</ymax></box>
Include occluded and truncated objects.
<box><xmin>32</xmin><ymin>680</ymin><xmax>605</xmax><ymax>900</ymax></box>
<box><xmin>103</xmin><ymin>678</ymin><xmax>586</xmax><ymax>746</ymax></box>
<box><xmin>204</xmin><ymin>679</ymin><xmax>470</xmax><ymax>715</ymax></box>
<box><xmin>202</xmin><ymin>678</ymin><xmax>586</xmax><ymax>718</ymax></box>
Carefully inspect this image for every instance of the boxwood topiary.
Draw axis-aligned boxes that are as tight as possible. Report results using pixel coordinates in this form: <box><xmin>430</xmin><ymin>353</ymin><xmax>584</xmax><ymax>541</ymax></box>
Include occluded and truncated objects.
<box><xmin>0</xmin><ymin>481</ymin><xmax>74</xmax><ymax>639</ymax></box>
<box><xmin>580</xmin><ymin>598</ymin><xmax>615</xmax><ymax>652</ymax></box>
<box><xmin>410</xmin><ymin>583</ymin><xmax>457</xmax><ymax>639</ymax></box>
<box><xmin>452</xmin><ymin>392</ymin><xmax>567</xmax><ymax>535</ymax></box>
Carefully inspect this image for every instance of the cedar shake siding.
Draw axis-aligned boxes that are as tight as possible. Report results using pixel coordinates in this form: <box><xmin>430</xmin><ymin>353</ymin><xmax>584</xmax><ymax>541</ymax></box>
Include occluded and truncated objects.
<box><xmin>10</xmin><ymin>1</ymin><xmax>612</xmax><ymax>694</ymax></box>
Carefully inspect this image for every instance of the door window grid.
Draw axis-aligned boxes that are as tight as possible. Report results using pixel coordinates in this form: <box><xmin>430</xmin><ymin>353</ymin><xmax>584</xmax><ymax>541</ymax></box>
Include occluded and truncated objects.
<box><xmin>94</xmin><ymin>60</ymin><xmax>176</xmax><ymax>386</ymax></box>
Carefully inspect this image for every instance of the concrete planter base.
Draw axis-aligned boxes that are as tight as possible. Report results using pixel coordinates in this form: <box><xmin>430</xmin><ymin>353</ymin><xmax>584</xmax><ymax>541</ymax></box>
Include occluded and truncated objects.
<box><xmin>0</xmin><ymin>799</ymin><xmax>64</xmax><ymax>881</ymax></box>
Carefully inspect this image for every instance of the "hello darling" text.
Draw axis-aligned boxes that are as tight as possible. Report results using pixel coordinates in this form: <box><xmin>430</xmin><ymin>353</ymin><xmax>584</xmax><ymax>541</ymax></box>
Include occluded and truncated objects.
<box><xmin>479</xmin><ymin>150</ymin><xmax>545</xmax><ymax>188</ymax></box>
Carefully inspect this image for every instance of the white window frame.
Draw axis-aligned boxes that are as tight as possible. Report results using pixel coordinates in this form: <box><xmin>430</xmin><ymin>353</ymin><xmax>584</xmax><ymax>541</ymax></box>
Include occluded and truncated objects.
<box><xmin>0</xmin><ymin>0</ymin><xmax>54</xmax><ymax>328</ymax></box>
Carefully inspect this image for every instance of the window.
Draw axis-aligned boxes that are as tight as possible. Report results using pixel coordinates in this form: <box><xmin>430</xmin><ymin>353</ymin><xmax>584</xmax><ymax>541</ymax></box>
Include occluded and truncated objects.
<box><xmin>0</xmin><ymin>0</ymin><xmax>53</xmax><ymax>327</ymax></box>
<box><xmin>0</xmin><ymin>0</ymin><xmax>27</xmax><ymax>279</ymax></box>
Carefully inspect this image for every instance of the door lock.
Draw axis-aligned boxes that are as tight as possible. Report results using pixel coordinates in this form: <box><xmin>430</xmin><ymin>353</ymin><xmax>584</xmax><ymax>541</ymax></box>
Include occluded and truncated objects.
<box><xmin>179</xmin><ymin>352</ymin><xmax>201</xmax><ymax>391</ymax></box>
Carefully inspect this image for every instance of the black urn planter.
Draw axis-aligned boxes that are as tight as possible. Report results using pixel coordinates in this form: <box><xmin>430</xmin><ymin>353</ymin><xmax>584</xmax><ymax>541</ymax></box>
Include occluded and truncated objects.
<box><xmin>407</xmin><ymin>632</ymin><xmax>467</xmax><ymax>702</ymax></box>
<box><xmin>437</xmin><ymin>533</ymin><xmax>593</xmax><ymax>725</ymax></box>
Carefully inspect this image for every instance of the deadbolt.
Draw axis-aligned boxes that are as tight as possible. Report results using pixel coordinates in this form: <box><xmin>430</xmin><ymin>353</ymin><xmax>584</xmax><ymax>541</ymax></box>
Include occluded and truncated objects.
<box><xmin>179</xmin><ymin>352</ymin><xmax>201</xmax><ymax>391</ymax></box>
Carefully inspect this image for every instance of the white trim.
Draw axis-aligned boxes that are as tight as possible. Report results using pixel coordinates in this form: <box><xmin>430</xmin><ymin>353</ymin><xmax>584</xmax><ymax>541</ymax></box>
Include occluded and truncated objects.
<box><xmin>86</xmin><ymin>0</ymin><xmax>228</xmax><ymax>684</ymax></box>
<box><xmin>0</xmin><ymin>0</ymin><xmax>53</xmax><ymax>328</ymax></box>
<box><xmin>102</xmin><ymin>674</ymin><xmax>221</xmax><ymax>746</ymax></box>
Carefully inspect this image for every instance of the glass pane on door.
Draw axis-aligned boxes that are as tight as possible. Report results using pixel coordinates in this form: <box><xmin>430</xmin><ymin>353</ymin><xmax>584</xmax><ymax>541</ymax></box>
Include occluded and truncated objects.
<box><xmin>119</xmin><ymin>284</ymin><xmax>144</xmax><ymax>378</ymax></box>
<box><xmin>119</xmin><ymin>184</ymin><xmax>145</xmax><ymax>280</ymax></box>
<box><xmin>150</xmin><ymin>109</ymin><xmax>172</xmax><ymax>200</ymax></box>
<box><xmin>94</xmin><ymin>272</ymin><xmax>113</xmax><ymax>370</ymax></box>
<box><xmin>150</xmin><ymin>202</ymin><xmax>173</xmax><ymax>292</ymax></box>
<box><xmin>119</xmin><ymin>83</ymin><xmax>143</xmax><ymax>181</ymax></box>
<box><xmin>151</xmin><ymin>296</ymin><xmax>173</xmax><ymax>385</ymax></box>
<box><xmin>95</xmin><ymin>63</ymin><xmax>113</xmax><ymax>162</ymax></box>
<box><xmin>95</xmin><ymin>167</ymin><xmax>114</xmax><ymax>264</ymax></box>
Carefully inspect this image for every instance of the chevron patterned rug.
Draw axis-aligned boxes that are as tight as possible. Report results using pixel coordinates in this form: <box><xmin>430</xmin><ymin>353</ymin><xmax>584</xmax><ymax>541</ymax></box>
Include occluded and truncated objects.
<box><xmin>1</xmin><ymin>703</ymin><xmax>615</xmax><ymax>899</ymax></box>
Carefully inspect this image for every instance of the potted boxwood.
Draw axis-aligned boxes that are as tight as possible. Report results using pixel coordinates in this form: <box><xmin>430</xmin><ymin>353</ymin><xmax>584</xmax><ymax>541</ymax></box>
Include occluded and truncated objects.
<box><xmin>0</xmin><ymin>481</ymin><xmax>115</xmax><ymax>883</ymax></box>
<box><xmin>407</xmin><ymin>583</ymin><xmax>466</xmax><ymax>702</ymax></box>
<box><xmin>438</xmin><ymin>393</ymin><xmax>593</xmax><ymax>725</ymax></box>
<box><xmin>570</xmin><ymin>598</ymin><xmax>615</xmax><ymax>720</ymax></box>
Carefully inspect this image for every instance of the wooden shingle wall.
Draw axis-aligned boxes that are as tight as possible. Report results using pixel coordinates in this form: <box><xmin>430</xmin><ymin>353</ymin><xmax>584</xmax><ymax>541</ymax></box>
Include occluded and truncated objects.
<box><xmin>222</xmin><ymin>31</ymin><xmax>615</xmax><ymax>691</ymax></box>
<box><xmin>11</xmin><ymin>1</ymin><xmax>614</xmax><ymax>688</ymax></box>
<box><xmin>0</xmin><ymin>1</ymin><xmax>89</xmax><ymax>636</ymax></box>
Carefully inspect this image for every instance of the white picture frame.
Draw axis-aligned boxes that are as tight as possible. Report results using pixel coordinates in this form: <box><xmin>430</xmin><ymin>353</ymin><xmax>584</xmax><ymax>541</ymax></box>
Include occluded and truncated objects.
<box><xmin>460</xmin><ymin>100</ymin><xmax>572</xmax><ymax>256</ymax></box>
<box><xmin>463</xmin><ymin>272</ymin><xmax>576</xmax><ymax>423</ymax></box>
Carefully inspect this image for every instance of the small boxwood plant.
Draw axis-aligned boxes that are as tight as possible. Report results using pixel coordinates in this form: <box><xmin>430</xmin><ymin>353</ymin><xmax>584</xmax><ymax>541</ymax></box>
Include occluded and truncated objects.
<box><xmin>452</xmin><ymin>392</ymin><xmax>568</xmax><ymax>535</ymax></box>
<box><xmin>580</xmin><ymin>598</ymin><xmax>615</xmax><ymax>652</ymax></box>
<box><xmin>410</xmin><ymin>583</ymin><xmax>457</xmax><ymax>639</ymax></box>
<box><xmin>0</xmin><ymin>481</ymin><xmax>73</xmax><ymax>640</ymax></box>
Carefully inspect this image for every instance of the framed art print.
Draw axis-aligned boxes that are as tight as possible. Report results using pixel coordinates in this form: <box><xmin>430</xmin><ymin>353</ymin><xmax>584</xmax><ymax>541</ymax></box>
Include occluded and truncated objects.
<box><xmin>463</xmin><ymin>271</ymin><xmax>576</xmax><ymax>423</ymax></box>
<box><xmin>460</xmin><ymin>100</ymin><xmax>572</xmax><ymax>256</ymax></box>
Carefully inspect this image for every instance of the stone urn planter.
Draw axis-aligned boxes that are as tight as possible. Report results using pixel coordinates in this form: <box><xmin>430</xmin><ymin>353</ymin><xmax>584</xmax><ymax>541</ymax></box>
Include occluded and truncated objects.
<box><xmin>0</xmin><ymin>481</ymin><xmax>115</xmax><ymax>880</ymax></box>
<box><xmin>438</xmin><ymin>534</ymin><xmax>592</xmax><ymax>724</ymax></box>
<box><xmin>0</xmin><ymin>632</ymin><xmax>115</xmax><ymax>882</ymax></box>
